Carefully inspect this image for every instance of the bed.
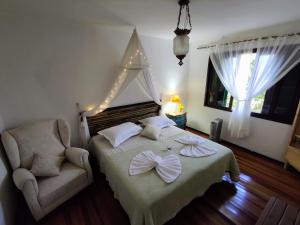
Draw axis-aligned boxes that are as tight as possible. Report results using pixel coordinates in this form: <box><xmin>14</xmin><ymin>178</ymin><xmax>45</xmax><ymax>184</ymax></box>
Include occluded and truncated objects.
<box><xmin>87</xmin><ymin>101</ymin><xmax>240</xmax><ymax>225</ymax></box>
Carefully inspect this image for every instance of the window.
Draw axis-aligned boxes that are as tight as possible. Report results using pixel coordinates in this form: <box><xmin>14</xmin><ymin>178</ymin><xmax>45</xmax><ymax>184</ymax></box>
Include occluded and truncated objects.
<box><xmin>204</xmin><ymin>56</ymin><xmax>300</xmax><ymax>124</ymax></box>
<box><xmin>205</xmin><ymin>59</ymin><xmax>233</xmax><ymax>111</ymax></box>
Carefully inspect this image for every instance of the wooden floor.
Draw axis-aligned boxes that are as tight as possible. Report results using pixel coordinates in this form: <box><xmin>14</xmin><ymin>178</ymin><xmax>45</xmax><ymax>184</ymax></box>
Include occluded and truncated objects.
<box><xmin>16</xmin><ymin>129</ymin><xmax>300</xmax><ymax>225</ymax></box>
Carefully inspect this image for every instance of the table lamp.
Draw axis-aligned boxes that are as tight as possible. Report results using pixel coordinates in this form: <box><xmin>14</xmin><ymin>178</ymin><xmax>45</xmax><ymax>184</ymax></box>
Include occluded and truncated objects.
<box><xmin>168</xmin><ymin>95</ymin><xmax>184</xmax><ymax>115</ymax></box>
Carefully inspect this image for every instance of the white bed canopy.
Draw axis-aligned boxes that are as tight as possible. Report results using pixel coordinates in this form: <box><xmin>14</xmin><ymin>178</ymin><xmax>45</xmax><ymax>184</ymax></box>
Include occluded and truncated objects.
<box><xmin>79</xmin><ymin>29</ymin><xmax>160</xmax><ymax>147</ymax></box>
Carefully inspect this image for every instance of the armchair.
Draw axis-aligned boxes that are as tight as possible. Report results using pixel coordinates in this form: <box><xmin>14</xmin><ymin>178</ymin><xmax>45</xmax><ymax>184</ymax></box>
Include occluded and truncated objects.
<box><xmin>1</xmin><ymin>119</ymin><xmax>93</xmax><ymax>221</ymax></box>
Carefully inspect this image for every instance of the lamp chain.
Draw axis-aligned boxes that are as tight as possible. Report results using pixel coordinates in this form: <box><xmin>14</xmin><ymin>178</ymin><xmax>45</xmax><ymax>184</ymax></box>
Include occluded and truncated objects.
<box><xmin>176</xmin><ymin>5</ymin><xmax>183</xmax><ymax>28</ymax></box>
<box><xmin>176</xmin><ymin>2</ymin><xmax>192</xmax><ymax>30</ymax></box>
<box><xmin>186</xmin><ymin>4</ymin><xmax>192</xmax><ymax>29</ymax></box>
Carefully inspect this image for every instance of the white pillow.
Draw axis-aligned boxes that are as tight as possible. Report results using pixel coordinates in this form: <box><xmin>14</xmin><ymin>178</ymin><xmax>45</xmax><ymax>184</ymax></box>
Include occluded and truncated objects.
<box><xmin>139</xmin><ymin>115</ymin><xmax>176</xmax><ymax>128</ymax></box>
<box><xmin>98</xmin><ymin>122</ymin><xmax>142</xmax><ymax>147</ymax></box>
<box><xmin>30</xmin><ymin>153</ymin><xmax>65</xmax><ymax>177</ymax></box>
<box><xmin>140</xmin><ymin>125</ymin><xmax>161</xmax><ymax>140</ymax></box>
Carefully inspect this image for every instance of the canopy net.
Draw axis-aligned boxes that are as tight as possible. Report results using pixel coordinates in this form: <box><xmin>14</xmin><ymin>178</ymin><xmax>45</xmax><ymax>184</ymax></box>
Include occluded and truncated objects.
<box><xmin>79</xmin><ymin>29</ymin><xmax>160</xmax><ymax>147</ymax></box>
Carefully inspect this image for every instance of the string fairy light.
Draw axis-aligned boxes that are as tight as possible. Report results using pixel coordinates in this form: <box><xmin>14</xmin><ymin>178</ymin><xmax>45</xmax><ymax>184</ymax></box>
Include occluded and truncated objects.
<box><xmin>86</xmin><ymin>47</ymin><xmax>145</xmax><ymax>115</ymax></box>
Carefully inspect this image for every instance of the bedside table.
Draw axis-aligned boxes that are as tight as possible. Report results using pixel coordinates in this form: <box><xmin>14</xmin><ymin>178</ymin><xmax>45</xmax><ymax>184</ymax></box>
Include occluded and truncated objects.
<box><xmin>166</xmin><ymin>113</ymin><xmax>187</xmax><ymax>129</ymax></box>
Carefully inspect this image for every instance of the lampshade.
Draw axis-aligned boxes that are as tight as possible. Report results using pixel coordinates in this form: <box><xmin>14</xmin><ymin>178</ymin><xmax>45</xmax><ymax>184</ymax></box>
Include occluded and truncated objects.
<box><xmin>173</xmin><ymin>35</ymin><xmax>189</xmax><ymax>66</ymax></box>
<box><xmin>170</xmin><ymin>95</ymin><xmax>181</xmax><ymax>103</ymax></box>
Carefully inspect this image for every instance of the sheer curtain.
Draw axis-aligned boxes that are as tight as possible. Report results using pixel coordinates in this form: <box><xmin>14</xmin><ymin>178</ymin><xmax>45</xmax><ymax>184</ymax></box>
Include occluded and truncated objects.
<box><xmin>210</xmin><ymin>35</ymin><xmax>300</xmax><ymax>138</ymax></box>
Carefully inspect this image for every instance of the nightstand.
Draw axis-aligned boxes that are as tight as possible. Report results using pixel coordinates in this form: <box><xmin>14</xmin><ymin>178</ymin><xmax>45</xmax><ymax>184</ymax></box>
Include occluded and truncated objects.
<box><xmin>166</xmin><ymin>113</ymin><xmax>187</xmax><ymax>129</ymax></box>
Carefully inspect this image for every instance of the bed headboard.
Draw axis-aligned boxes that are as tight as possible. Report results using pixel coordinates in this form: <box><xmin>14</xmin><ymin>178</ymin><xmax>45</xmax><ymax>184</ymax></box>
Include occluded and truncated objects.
<box><xmin>86</xmin><ymin>101</ymin><xmax>161</xmax><ymax>136</ymax></box>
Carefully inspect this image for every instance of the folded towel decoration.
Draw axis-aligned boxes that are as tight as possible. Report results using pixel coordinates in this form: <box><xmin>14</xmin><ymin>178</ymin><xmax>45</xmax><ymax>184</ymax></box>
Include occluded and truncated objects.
<box><xmin>129</xmin><ymin>151</ymin><xmax>181</xmax><ymax>183</ymax></box>
<box><xmin>175</xmin><ymin>135</ymin><xmax>217</xmax><ymax>157</ymax></box>
<box><xmin>175</xmin><ymin>135</ymin><xmax>207</xmax><ymax>146</ymax></box>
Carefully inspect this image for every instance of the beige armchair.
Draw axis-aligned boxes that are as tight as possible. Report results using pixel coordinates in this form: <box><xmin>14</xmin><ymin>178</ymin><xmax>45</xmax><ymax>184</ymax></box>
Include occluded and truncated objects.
<box><xmin>1</xmin><ymin>119</ymin><xmax>93</xmax><ymax>221</ymax></box>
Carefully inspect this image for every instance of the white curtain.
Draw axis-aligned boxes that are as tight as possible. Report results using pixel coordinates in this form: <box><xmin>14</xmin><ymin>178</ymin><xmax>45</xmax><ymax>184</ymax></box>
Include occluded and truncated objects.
<box><xmin>210</xmin><ymin>35</ymin><xmax>300</xmax><ymax>138</ymax></box>
<box><xmin>78</xmin><ymin>29</ymin><xmax>161</xmax><ymax>147</ymax></box>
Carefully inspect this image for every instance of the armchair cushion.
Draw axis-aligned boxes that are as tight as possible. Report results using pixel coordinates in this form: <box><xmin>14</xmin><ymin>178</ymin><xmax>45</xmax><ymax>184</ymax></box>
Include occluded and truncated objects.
<box><xmin>65</xmin><ymin>147</ymin><xmax>89</xmax><ymax>169</ymax></box>
<box><xmin>8</xmin><ymin>120</ymin><xmax>66</xmax><ymax>169</ymax></box>
<box><xmin>30</xmin><ymin>153</ymin><xmax>65</xmax><ymax>177</ymax></box>
<box><xmin>13</xmin><ymin>168</ymin><xmax>39</xmax><ymax>194</ymax></box>
<box><xmin>38</xmin><ymin>162</ymin><xmax>86</xmax><ymax>207</ymax></box>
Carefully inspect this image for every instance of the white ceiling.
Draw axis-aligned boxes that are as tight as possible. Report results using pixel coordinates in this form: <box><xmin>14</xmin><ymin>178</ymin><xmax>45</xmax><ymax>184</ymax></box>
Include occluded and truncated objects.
<box><xmin>1</xmin><ymin>0</ymin><xmax>300</xmax><ymax>43</ymax></box>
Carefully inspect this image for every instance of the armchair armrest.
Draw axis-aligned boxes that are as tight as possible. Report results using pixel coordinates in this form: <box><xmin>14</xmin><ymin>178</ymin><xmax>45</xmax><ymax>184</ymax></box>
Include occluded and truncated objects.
<box><xmin>65</xmin><ymin>147</ymin><xmax>89</xmax><ymax>169</ymax></box>
<box><xmin>13</xmin><ymin>168</ymin><xmax>39</xmax><ymax>194</ymax></box>
<box><xmin>13</xmin><ymin>168</ymin><xmax>42</xmax><ymax>220</ymax></box>
<box><xmin>65</xmin><ymin>147</ymin><xmax>93</xmax><ymax>184</ymax></box>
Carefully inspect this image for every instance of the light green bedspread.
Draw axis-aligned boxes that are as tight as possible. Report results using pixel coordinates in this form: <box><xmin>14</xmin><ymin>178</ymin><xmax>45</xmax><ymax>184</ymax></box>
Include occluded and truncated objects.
<box><xmin>89</xmin><ymin>126</ymin><xmax>240</xmax><ymax>225</ymax></box>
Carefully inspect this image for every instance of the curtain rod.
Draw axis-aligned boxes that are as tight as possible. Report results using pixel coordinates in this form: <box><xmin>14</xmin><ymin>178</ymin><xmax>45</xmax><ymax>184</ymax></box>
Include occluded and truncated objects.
<box><xmin>197</xmin><ymin>32</ymin><xmax>300</xmax><ymax>50</ymax></box>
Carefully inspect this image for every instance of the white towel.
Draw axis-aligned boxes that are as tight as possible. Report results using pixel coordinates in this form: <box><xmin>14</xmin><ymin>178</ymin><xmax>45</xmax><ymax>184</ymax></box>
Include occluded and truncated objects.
<box><xmin>175</xmin><ymin>135</ymin><xmax>207</xmax><ymax>146</ymax></box>
<box><xmin>129</xmin><ymin>151</ymin><xmax>181</xmax><ymax>183</ymax></box>
<box><xmin>175</xmin><ymin>135</ymin><xmax>217</xmax><ymax>157</ymax></box>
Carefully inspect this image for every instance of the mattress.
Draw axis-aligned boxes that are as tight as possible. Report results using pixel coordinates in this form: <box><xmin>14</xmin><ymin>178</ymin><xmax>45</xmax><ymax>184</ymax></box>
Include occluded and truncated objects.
<box><xmin>89</xmin><ymin>126</ymin><xmax>240</xmax><ymax>225</ymax></box>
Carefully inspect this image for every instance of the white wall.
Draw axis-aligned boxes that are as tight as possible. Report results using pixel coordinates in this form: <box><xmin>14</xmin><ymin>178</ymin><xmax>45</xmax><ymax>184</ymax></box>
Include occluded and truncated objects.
<box><xmin>186</xmin><ymin>21</ymin><xmax>300</xmax><ymax>161</ymax></box>
<box><xmin>0</xmin><ymin>14</ymin><xmax>189</xmax><ymax>225</ymax></box>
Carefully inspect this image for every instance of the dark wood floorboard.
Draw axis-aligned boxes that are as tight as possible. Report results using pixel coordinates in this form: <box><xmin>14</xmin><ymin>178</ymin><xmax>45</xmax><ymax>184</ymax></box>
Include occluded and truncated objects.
<box><xmin>16</xmin><ymin>129</ymin><xmax>300</xmax><ymax>225</ymax></box>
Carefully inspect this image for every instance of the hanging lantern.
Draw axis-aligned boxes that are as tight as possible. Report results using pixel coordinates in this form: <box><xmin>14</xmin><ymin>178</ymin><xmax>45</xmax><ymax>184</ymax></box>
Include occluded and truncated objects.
<box><xmin>173</xmin><ymin>0</ymin><xmax>192</xmax><ymax>66</ymax></box>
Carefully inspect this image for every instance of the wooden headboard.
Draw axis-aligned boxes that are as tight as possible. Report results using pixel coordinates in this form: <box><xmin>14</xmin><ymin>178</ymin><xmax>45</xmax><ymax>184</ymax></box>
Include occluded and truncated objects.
<box><xmin>86</xmin><ymin>101</ymin><xmax>161</xmax><ymax>136</ymax></box>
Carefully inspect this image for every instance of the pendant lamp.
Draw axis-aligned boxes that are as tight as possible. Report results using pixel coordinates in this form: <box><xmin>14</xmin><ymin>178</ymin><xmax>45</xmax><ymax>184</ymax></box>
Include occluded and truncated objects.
<box><xmin>173</xmin><ymin>0</ymin><xmax>192</xmax><ymax>66</ymax></box>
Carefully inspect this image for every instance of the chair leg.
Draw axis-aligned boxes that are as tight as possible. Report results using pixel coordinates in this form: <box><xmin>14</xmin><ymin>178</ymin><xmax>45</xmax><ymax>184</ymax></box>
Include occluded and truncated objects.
<box><xmin>284</xmin><ymin>161</ymin><xmax>288</xmax><ymax>169</ymax></box>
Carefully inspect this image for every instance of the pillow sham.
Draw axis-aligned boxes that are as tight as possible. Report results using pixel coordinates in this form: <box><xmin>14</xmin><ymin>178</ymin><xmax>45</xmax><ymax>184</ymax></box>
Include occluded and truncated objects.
<box><xmin>139</xmin><ymin>115</ymin><xmax>176</xmax><ymax>129</ymax></box>
<box><xmin>98</xmin><ymin>122</ymin><xmax>142</xmax><ymax>147</ymax></box>
<box><xmin>30</xmin><ymin>153</ymin><xmax>65</xmax><ymax>177</ymax></box>
<box><xmin>140</xmin><ymin>125</ymin><xmax>161</xmax><ymax>140</ymax></box>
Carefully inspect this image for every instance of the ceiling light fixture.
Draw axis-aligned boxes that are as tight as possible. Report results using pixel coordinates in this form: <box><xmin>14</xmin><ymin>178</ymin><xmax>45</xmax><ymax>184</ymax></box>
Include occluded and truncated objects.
<box><xmin>173</xmin><ymin>0</ymin><xmax>192</xmax><ymax>66</ymax></box>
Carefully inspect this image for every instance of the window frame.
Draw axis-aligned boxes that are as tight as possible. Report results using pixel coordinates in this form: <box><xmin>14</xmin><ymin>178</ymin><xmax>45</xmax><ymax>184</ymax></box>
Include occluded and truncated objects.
<box><xmin>204</xmin><ymin>57</ymin><xmax>300</xmax><ymax>125</ymax></box>
<box><xmin>204</xmin><ymin>59</ymin><xmax>233</xmax><ymax>112</ymax></box>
